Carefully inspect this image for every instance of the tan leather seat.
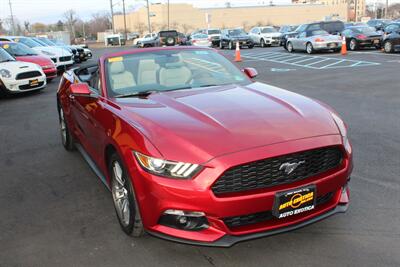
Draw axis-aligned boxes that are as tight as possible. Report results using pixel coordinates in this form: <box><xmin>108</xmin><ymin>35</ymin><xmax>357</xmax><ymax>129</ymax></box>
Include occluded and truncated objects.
<box><xmin>109</xmin><ymin>61</ymin><xmax>135</xmax><ymax>91</ymax></box>
<box><xmin>137</xmin><ymin>59</ymin><xmax>159</xmax><ymax>85</ymax></box>
<box><xmin>159</xmin><ymin>62</ymin><xmax>192</xmax><ymax>87</ymax></box>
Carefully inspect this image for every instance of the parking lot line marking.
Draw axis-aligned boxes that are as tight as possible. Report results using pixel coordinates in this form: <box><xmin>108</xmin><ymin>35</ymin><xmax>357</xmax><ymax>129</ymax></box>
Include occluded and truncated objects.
<box><xmin>320</xmin><ymin>59</ymin><xmax>345</xmax><ymax>69</ymax></box>
<box><xmin>304</xmin><ymin>58</ymin><xmax>331</xmax><ymax>66</ymax></box>
<box><xmin>290</xmin><ymin>57</ymin><xmax>319</xmax><ymax>64</ymax></box>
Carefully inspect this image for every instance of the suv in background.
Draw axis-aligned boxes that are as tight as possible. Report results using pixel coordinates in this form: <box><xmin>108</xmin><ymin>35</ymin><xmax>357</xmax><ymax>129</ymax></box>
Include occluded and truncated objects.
<box><xmin>249</xmin><ymin>26</ymin><xmax>282</xmax><ymax>47</ymax></box>
<box><xmin>204</xmin><ymin>29</ymin><xmax>221</xmax><ymax>46</ymax></box>
<box><xmin>219</xmin><ymin>28</ymin><xmax>254</xmax><ymax>49</ymax></box>
<box><xmin>382</xmin><ymin>22</ymin><xmax>400</xmax><ymax>53</ymax></box>
<box><xmin>158</xmin><ymin>30</ymin><xmax>179</xmax><ymax>46</ymax></box>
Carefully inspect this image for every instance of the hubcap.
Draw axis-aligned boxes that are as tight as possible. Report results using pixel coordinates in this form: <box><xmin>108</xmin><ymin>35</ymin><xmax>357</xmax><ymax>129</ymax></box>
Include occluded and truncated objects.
<box><xmin>60</xmin><ymin>109</ymin><xmax>67</xmax><ymax>145</ymax></box>
<box><xmin>112</xmin><ymin>161</ymin><xmax>130</xmax><ymax>226</ymax></box>
<box><xmin>385</xmin><ymin>42</ymin><xmax>391</xmax><ymax>52</ymax></box>
<box><xmin>307</xmin><ymin>44</ymin><xmax>312</xmax><ymax>53</ymax></box>
<box><xmin>288</xmin><ymin>43</ymin><xmax>293</xmax><ymax>52</ymax></box>
<box><xmin>350</xmin><ymin>40</ymin><xmax>356</xmax><ymax>50</ymax></box>
<box><xmin>261</xmin><ymin>40</ymin><xmax>265</xmax><ymax>47</ymax></box>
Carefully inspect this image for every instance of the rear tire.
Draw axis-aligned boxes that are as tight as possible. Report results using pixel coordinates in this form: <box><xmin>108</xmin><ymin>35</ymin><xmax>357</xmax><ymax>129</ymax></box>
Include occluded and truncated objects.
<box><xmin>349</xmin><ymin>38</ymin><xmax>358</xmax><ymax>51</ymax></box>
<box><xmin>384</xmin><ymin>41</ymin><xmax>394</xmax><ymax>53</ymax></box>
<box><xmin>109</xmin><ymin>153</ymin><xmax>144</xmax><ymax>237</ymax></box>
<box><xmin>306</xmin><ymin>42</ymin><xmax>314</xmax><ymax>54</ymax></box>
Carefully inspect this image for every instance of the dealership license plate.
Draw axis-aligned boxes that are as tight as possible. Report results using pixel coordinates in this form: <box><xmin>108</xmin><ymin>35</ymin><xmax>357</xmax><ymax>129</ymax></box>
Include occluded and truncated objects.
<box><xmin>29</xmin><ymin>79</ymin><xmax>39</xmax><ymax>87</ymax></box>
<box><xmin>374</xmin><ymin>39</ymin><xmax>380</xmax><ymax>44</ymax></box>
<box><xmin>273</xmin><ymin>185</ymin><xmax>316</xmax><ymax>219</ymax></box>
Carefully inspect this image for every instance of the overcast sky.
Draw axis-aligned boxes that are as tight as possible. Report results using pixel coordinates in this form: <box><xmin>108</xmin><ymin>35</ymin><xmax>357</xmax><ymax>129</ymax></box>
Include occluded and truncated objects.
<box><xmin>0</xmin><ymin>0</ymin><xmax>395</xmax><ymax>24</ymax></box>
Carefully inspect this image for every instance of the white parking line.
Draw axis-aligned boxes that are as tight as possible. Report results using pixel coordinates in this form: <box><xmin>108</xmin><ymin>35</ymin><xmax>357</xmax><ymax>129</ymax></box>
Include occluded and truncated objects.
<box><xmin>320</xmin><ymin>60</ymin><xmax>345</xmax><ymax>69</ymax></box>
<box><xmin>304</xmin><ymin>58</ymin><xmax>331</xmax><ymax>66</ymax></box>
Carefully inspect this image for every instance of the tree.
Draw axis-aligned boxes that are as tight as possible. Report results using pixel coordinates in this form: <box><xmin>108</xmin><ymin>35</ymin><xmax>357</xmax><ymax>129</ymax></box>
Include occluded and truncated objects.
<box><xmin>181</xmin><ymin>24</ymin><xmax>193</xmax><ymax>34</ymax></box>
<box><xmin>56</xmin><ymin>20</ymin><xmax>64</xmax><ymax>31</ymax></box>
<box><xmin>63</xmin><ymin>9</ymin><xmax>78</xmax><ymax>40</ymax></box>
<box><xmin>31</xmin><ymin>22</ymin><xmax>47</xmax><ymax>33</ymax></box>
<box><xmin>23</xmin><ymin>21</ymin><xmax>30</xmax><ymax>33</ymax></box>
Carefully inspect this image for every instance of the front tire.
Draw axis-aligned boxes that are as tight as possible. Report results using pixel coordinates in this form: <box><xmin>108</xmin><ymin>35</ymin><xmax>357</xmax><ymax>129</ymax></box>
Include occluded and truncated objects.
<box><xmin>260</xmin><ymin>39</ymin><xmax>266</xmax><ymax>48</ymax></box>
<box><xmin>219</xmin><ymin>40</ymin><xmax>224</xmax><ymax>49</ymax></box>
<box><xmin>228</xmin><ymin>41</ymin><xmax>234</xmax><ymax>50</ymax></box>
<box><xmin>349</xmin><ymin>38</ymin><xmax>358</xmax><ymax>51</ymax></box>
<box><xmin>287</xmin><ymin>42</ymin><xmax>294</xmax><ymax>53</ymax></box>
<box><xmin>59</xmin><ymin>107</ymin><xmax>75</xmax><ymax>151</ymax></box>
<box><xmin>109</xmin><ymin>153</ymin><xmax>144</xmax><ymax>237</ymax></box>
<box><xmin>306</xmin><ymin>42</ymin><xmax>314</xmax><ymax>54</ymax></box>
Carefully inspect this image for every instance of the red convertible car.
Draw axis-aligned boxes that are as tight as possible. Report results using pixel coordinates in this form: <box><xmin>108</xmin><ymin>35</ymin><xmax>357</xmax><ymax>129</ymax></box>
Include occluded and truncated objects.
<box><xmin>57</xmin><ymin>47</ymin><xmax>352</xmax><ymax>246</ymax></box>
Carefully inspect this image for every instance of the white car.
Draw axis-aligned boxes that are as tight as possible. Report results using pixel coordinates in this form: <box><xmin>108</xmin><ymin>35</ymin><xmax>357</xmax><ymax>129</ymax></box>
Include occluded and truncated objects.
<box><xmin>0</xmin><ymin>48</ymin><xmax>46</xmax><ymax>95</ymax></box>
<box><xmin>0</xmin><ymin>36</ymin><xmax>74</xmax><ymax>69</ymax></box>
<box><xmin>249</xmin><ymin>26</ymin><xmax>282</xmax><ymax>47</ymax></box>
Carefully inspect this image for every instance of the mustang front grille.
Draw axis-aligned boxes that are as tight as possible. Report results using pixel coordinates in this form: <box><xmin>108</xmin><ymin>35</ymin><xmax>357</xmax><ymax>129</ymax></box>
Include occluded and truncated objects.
<box><xmin>211</xmin><ymin>146</ymin><xmax>343</xmax><ymax>195</ymax></box>
<box><xmin>223</xmin><ymin>192</ymin><xmax>334</xmax><ymax>229</ymax></box>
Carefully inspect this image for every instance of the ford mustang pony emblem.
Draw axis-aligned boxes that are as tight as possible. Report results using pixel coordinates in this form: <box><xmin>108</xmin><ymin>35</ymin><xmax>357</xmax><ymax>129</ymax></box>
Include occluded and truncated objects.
<box><xmin>279</xmin><ymin>161</ymin><xmax>305</xmax><ymax>175</ymax></box>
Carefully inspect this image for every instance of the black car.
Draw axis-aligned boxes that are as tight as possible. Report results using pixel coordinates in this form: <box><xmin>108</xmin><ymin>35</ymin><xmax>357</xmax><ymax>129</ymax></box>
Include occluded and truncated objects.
<box><xmin>158</xmin><ymin>30</ymin><xmax>179</xmax><ymax>46</ymax></box>
<box><xmin>382</xmin><ymin>22</ymin><xmax>400</xmax><ymax>53</ymax></box>
<box><xmin>341</xmin><ymin>26</ymin><xmax>382</xmax><ymax>50</ymax></box>
<box><xmin>282</xmin><ymin>21</ymin><xmax>344</xmax><ymax>49</ymax></box>
<box><xmin>219</xmin><ymin>29</ymin><xmax>254</xmax><ymax>49</ymax></box>
<box><xmin>367</xmin><ymin>19</ymin><xmax>392</xmax><ymax>31</ymax></box>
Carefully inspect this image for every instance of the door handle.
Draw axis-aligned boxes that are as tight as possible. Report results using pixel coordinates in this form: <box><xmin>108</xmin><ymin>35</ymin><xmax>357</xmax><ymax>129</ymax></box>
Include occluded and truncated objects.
<box><xmin>69</xmin><ymin>95</ymin><xmax>75</xmax><ymax>102</ymax></box>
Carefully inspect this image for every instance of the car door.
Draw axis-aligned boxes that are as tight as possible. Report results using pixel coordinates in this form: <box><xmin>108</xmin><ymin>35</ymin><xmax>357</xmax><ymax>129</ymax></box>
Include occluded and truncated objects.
<box><xmin>249</xmin><ymin>28</ymin><xmax>260</xmax><ymax>44</ymax></box>
<box><xmin>293</xmin><ymin>32</ymin><xmax>306</xmax><ymax>50</ymax></box>
<box><xmin>70</xmin><ymin>67</ymin><xmax>105</xmax><ymax>160</ymax></box>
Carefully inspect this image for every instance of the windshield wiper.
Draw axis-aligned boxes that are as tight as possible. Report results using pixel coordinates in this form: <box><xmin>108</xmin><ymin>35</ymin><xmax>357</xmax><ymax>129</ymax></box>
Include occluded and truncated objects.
<box><xmin>114</xmin><ymin>90</ymin><xmax>158</xmax><ymax>98</ymax></box>
<box><xmin>0</xmin><ymin>59</ymin><xmax>14</xmax><ymax>62</ymax></box>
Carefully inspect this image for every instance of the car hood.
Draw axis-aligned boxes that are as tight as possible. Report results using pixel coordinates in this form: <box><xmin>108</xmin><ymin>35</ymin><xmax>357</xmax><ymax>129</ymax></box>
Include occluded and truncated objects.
<box><xmin>33</xmin><ymin>46</ymin><xmax>72</xmax><ymax>57</ymax></box>
<box><xmin>0</xmin><ymin>61</ymin><xmax>42</xmax><ymax>79</ymax></box>
<box><xmin>115</xmin><ymin>83</ymin><xmax>339</xmax><ymax>163</ymax></box>
<box><xmin>15</xmin><ymin>55</ymin><xmax>54</xmax><ymax>67</ymax></box>
<box><xmin>261</xmin><ymin>32</ymin><xmax>282</xmax><ymax>38</ymax></box>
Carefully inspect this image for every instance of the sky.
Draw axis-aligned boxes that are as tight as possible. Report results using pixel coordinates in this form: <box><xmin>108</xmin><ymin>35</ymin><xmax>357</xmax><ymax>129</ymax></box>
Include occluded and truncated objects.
<box><xmin>0</xmin><ymin>0</ymin><xmax>396</xmax><ymax>25</ymax></box>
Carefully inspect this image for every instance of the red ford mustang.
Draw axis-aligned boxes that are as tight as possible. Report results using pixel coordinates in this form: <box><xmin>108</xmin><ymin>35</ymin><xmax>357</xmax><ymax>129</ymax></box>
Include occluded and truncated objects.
<box><xmin>57</xmin><ymin>47</ymin><xmax>352</xmax><ymax>246</ymax></box>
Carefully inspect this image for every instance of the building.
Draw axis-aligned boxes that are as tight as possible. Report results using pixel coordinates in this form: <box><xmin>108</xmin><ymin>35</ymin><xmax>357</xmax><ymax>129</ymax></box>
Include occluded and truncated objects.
<box><xmin>113</xmin><ymin>3</ymin><xmax>348</xmax><ymax>34</ymax></box>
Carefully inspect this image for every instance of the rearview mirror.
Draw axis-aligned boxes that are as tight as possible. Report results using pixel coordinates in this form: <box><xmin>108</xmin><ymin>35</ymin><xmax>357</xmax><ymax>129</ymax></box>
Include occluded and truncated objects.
<box><xmin>70</xmin><ymin>83</ymin><xmax>91</xmax><ymax>96</ymax></box>
<box><xmin>242</xmin><ymin>67</ymin><xmax>258</xmax><ymax>79</ymax></box>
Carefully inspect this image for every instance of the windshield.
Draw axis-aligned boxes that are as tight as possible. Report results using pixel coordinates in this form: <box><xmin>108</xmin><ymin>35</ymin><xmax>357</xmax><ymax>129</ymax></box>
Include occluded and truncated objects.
<box><xmin>228</xmin><ymin>29</ymin><xmax>246</xmax><ymax>36</ymax></box>
<box><xmin>105</xmin><ymin>49</ymin><xmax>251</xmax><ymax>97</ymax></box>
<box><xmin>310</xmin><ymin>30</ymin><xmax>329</xmax><ymax>36</ymax></box>
<box><xmin>261</xmin><ymin>27</ymin><xmax>277</xmax><ymax>33</ymax></box>
<box><xmin>38</xmin><ymin>38</ymin><xmax>56</xmax><ymax>46</ymax></box>
<box><xmin>193</xmin><ymin>34</ymin><xmax>208</xmax><ymax>39</ymax></box>
<box><xmin>14</xmin><ymin>37</ymin><xmax>42</xmax><ymax>48</ymax></box>
<box><xmin>1</xmin><ymin>42</ymin><xmax>38</xmax><ymax>56</ymax></box>
<box><xmin>31</xmin><ymin>38</ymin><xmax>48</xmax><ymax>46</ymax></box>
<box><xmin>208</xmin><ymin>29</ymin><xmax>221</xmax><ymax>34</ymax></box>
<box><xmin>0</xmin><ymin>48</ymin><xmax>15</xmax><ymax>62</ymax></box>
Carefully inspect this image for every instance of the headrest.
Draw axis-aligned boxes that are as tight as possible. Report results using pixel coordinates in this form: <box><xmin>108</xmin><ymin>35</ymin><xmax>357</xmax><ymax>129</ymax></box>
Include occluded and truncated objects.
<box><xmin>139</xmin><ymin>59</ymin><xmax>159</xmax><ymax>71</ymax></box>
<box><xmin>110</xmin><ymin>62</ymin><xmax>125</xmax><ymax>74</ymax></box>
<box><xmin>164</xmin><ymin>62</ymin><xmax>184</xmax><ymax>68</ymax></box>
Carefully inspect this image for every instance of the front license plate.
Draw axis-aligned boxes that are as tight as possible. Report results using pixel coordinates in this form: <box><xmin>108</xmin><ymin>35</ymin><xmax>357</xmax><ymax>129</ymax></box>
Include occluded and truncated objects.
<box><xmin>374</xmin><ymin>39</ymin><xmax>380</xmax><ymax>44</ymax></box>
<box><xmin>273</xmin><ymin>185</ymin><xmax>316</xmax><ymax>219</ymax></box>
<box><xmin>29</xmin><ymin>79</ymin><xmax>39</xmax><ymax>87</ymax></box>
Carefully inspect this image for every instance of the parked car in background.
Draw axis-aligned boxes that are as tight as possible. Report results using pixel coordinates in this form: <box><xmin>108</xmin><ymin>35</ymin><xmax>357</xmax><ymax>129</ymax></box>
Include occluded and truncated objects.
<box><xmin>249</xmin><ymin>26</ymin><xmax>282</xmax><ymax>47</ymax></box>
<box><xmin>286</xmin><ymin>29</ymin><xmax>342</xmax><ymax>54</ymax></box>
<box><xmin>158</xmin><ymin>30</ymin><xmax>179</xmax><ymax>46</ymax></box>
<box><xmin>219</xmin><ymin>28</ymin><xmax>254</xmax><ymax>49</ymax></box>
<box><xmin>204</xmin><ymin>28</ymin><xmax>221</xmax><ymax>46</ymax></box>
<box><xmin>280</xmin><ymin>25</ymin><xmax>302</xmax><ymax>47</ymax></box>
<box><xmin>57</xmin><ymin>46</ymin><xmax>352</xmax><ymax>246</ymax></box>
<box><xmin>279</xmin><ymin>25</ymin><xmax>298</xmax><ymax>34</ymax></box>
<box><xmin>37</xmin><ymin>37</ymin><xmax>85</xmax><ymax>63</ymax></box>
<box><xmin>367</xmin><ymin>19</ymin><xmax>392</xmax><ymax>31</ymax></box>
<box><xmin>178</xmin><ymin>32</ymin><xmax>188</xmax><ymax>45</ymax></box>
<box><xmin>341</xmin><ymin>26</ymin><xmax>382</xmax><ymax>50</ymax></box>
<box><xmin>382</xmin><ymin>22</ymin><xmax>400</xmax><ymax>53</ymax></box>
<box><xmin>135</xmin><ymin>33</ymin><xmax>157</xmax><ymax>48</ymax></box>
<box><xmin>0</xmin><ymin>41</ymin><xmax>57</xmax><ymax>81</ymax></box>
<box><xmin>0</xmin><ymin>47</ymin><xmax>46</xmax><ymax>96</ymax></box>
<box><xmin>188</xmin><ymin>33</ymin><xmax>212</xmax><ymax>47</ymax></box>
<box><xmin>127</xmin><ymin>32</ymin><xmax>140</xmax><ymax>41</ymax></box>
<box><xmin>0</xmin><ymin>36</ymin><xmax>74</xmax><ymax>70</ymax></box>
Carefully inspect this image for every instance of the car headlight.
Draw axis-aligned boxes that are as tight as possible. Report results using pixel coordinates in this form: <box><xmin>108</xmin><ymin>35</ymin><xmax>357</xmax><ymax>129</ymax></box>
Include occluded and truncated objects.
<box><xmin>331</xmin><ymin>112</ymin><xmax>351</xmax><ymax>153</ymax></box>
<box><xmin>42</xmin><ymin>50</ymin><xmax>55</xmax><ymax>56</ymax></box>
<box><xmin>134</xmin><ymin>152</ymin><xmax>202</xmax><ymax>179</ymax></box>
<box><xmin>0</xmin><ymin>69</ymin><xmax>11</xmax><ymax>78</ymax></box>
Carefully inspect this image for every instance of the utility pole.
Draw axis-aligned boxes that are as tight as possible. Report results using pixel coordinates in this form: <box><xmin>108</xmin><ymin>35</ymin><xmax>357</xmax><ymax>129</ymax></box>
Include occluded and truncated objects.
<box><xmin>354</xmin><ymin>0</ymin><xmax>358</xmax><ymax>22</ymax></box>
<box><xmin>122</xmin><ymin>0</ymin><xmax>127</xmax><ymax>41</ymax></box>
<box><xmin>167</xmin><ymin>0</ymin><xmax>170</xmax><ymax>30</ymax></box>
<box><xmin>146</xmin><ymin>0</ymin><xmax>152</xmax><ymax>33</ymax></box>
<box><xmin>8</xmin><ymin>0</ymin><xmax>15</xmax><ymax>35</ymax></box>
<box><xmin>110</xmin><ymin>0</ymin><xmax>115</xmax><ymax>33</ymax></box>
<box><xmin>385</xmin><ymin>0</ymin><xmax>389</xmax><ymax>19</ymax></box>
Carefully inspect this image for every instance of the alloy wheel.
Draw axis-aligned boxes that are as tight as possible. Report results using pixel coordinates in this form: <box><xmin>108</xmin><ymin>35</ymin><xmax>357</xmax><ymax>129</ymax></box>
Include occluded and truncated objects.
<box><xmin>261</xmin><ymin>39</ymin><xmax>265</xmax><ymax>48</ymax></box>
<box><xmin>384</xmin><ymin>41</ymin><xmax>393</xmax><ymax>53</ymax></box>
<box><xmin>306</xmin><ymin>43</ymin><xmax>313</xmax><ymax>54</ymax></box>
<box><xmin>112</xmin><ymin>161</ymin><xmax>130</xmax><ymax>227</ymax></box>
<box><xmin>287</xmin><ymin>42</ymin><xmax>293</xmax><ymax>53</ymax></box>
<box><xmin>350</xmin><ymin>39</ymin><xmax>357</xmax><ymax>51</ymax></box>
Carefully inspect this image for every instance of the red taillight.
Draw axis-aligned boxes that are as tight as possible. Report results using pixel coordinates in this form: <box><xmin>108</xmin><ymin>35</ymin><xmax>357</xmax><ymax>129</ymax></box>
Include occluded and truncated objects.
<box><xmin>315</xmin><ymin>38</ymin><xmax>325</xmax><ymax>42</ymax></box>
<box><xmin>192</xmin><ymin>40</ymin><xmax>197</xmax><ymax>43</ymax></box>
<box><xmin>356</xmin><ymin>34</ymin><xmax>367</xmax><ymax>40</ymax></box>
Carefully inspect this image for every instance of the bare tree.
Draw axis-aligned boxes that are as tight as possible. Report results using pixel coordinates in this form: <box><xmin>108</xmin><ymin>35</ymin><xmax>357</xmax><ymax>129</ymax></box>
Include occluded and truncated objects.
<box><xmin>23</xmin><ymin>21</ymin><xmax>30</xmax><ymax>33</ymax></box>
<box><xmin>181</xmin><ymin>24</ymin><xmax>193</xmax><ymax>34</ymax></box>
<box><xmin>63</xmin><ymin>9</ymin><xmax>78</xmax><ymax>41</ymax></box>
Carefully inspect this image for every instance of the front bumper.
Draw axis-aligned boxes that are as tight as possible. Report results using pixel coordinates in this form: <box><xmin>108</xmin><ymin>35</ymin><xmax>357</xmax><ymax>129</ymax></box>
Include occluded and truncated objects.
<box><xmin>2</xmin><ymin>75</ymin><xmax>46</xmax><ymax>93</ymax></box>
<box><xmin>264</xmin><ymin>38</ymin><xmax>281</xmax><ymax>45</ymax></box>
<box><xmin>43</xmin><ymin>67</ymin><xmax>58</xmax><ymax>79</ymax></box>
<box><xmin>313</xmin><ymin>41</ymin><xmax>342</xmax><ymax>50</ymax></box>
<box><xmin>127</xmin><ymin>135</ymin><xmax>352</xmax><ymax>246</ymax></box>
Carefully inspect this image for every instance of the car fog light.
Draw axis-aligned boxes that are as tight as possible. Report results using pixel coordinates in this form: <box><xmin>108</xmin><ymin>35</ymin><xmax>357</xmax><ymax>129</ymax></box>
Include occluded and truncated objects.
<box><xmin>159</xmin><ymin>210</ymin><xmax>209</xmax><ymax>231</ymax></box>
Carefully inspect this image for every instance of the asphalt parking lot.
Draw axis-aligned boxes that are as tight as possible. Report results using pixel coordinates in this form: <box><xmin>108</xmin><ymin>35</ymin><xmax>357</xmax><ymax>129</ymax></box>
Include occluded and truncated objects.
<box><xmin>0</xmin><ymin>46</ymin><xmax>399</xmax><ymax>267</ymax></box>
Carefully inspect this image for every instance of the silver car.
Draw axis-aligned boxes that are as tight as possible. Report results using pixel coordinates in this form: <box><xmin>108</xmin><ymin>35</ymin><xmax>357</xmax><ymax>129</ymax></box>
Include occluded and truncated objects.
<box><xmin>286</xmin><ymin>30</ymin><xmax>342</xmax><ymax>54</ymax></box>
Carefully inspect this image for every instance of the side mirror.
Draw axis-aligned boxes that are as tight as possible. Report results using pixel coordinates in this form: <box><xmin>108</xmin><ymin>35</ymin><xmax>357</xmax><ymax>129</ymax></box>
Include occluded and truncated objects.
<box><xmin>242</xmin><ymin>67</ymin><xmax>258</xmax><ymax>79</ymax></box>
<box><xmin>70</xmin><ymin>83</ymin><xmax>91</xmax><ymax>96</ymax></box>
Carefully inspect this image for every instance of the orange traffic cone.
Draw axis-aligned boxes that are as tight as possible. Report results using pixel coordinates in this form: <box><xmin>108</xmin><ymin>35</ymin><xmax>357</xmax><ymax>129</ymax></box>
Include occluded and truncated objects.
<box><xmin>341</xmin><ymin>36</ymin><xmax>347</xmax><ymax>56</ymax></box>
<box><xmin>235</xmin><ymin>41</ymin><xmax>242</xmax><ymax>62</ymax></box>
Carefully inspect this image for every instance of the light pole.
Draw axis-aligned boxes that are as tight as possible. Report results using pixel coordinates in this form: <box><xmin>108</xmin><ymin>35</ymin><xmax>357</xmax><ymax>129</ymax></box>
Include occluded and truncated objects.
<box><xmin>122</xmin><ymin>0</ymin><xmax>127</xmax><ymax>41</ymax></box>
<box><xmin>167</xmin><ymin>0</ymin><xmax>170</xmax><ymax>30</ymax></box>
<box><xmin>146</xmin><ymin>0</ymin><xmax>152</xmax><ymax>33</ymax></box>
<box><xmin>110</xmin><ymin>0</ymin><xmax>115</xmax><ymax>33</ymax></box>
